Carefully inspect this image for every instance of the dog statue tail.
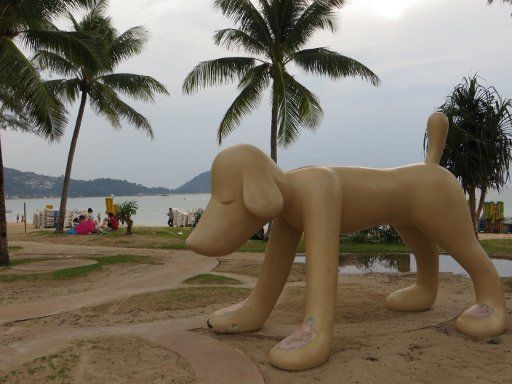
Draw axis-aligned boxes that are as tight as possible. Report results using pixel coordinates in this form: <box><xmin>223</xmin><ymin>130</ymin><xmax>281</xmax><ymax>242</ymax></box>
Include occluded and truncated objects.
<box><xmin>424</xmin><ymin>112</ymin><xmax>449</xmax><ymax>164</ymax></box>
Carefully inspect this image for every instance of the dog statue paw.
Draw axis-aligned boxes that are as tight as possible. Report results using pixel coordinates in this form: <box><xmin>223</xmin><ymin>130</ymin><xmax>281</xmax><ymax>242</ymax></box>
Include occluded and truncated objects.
<box><xmin>186</xmin><ymin>112</ymin><xmax>506</xmax><ymax>371</ymax></box>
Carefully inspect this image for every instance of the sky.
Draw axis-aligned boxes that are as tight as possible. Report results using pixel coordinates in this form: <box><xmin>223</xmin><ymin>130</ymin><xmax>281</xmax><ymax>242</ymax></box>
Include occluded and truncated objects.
<box><xmin>3</xmin><ymin>0</ymin><xmax>512</xmax><ymax>189</ymax></box>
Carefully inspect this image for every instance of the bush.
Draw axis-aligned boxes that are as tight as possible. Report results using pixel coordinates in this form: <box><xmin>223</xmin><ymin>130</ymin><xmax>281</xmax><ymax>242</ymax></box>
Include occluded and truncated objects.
<box><xmin>345</xmin><ymin>226</ymin><xmax>402</xmax><ymax>244</ymax></box>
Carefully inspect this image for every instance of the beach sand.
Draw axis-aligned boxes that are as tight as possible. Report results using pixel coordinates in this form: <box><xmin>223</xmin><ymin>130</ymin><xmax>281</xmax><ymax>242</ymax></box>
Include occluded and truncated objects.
<box><xmin>0</xmin><ymin>241</ymin><xmax>510</xmax><ymax>383</ymax></box>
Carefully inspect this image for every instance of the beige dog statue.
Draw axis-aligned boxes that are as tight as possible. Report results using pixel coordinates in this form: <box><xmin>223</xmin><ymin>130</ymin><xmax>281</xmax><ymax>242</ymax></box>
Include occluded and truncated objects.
<box><xmin>186</xmin><ymin>112</ymin><xmax>506</xmax><ymax>371</ymax></box>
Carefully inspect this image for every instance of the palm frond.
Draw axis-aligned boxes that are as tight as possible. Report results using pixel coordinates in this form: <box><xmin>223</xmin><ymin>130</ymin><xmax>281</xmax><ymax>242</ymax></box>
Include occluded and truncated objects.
<box><xmin>292</xmin><ymin>47</ymin><xmax>380</xmax><ymax>86</ymax></box>
<box><xmin>183</xmin><ymin>57</ymin><xmax>257</xmax><ymax>94</ymax></box>
<box><xmin>213</xmin><ymin>28</ymin><xmax>267</xmax><ymax>55</ymax></box>
<box><xmin>275</xmin><ymin>71</ymin><xmax>323</xmax><ymax>147</ymax></box>
<box><xmin>217</xmin><ymin>64</ymin><xmax>270</xmax><ymax>144</ymax></box>
<box><xmin>98</xmin><ymin>73</ymin><xmax>169</xmax><ymax>102</ymax></box>
<box><xmin>45</xmin><ymin>78</ymin><xmax>81</xmax><ymax>103</ymax></box>
<box><xmin>109</xmin><ymin>26</ymin><xmax>148</xmax><ymax>68</ymax></box>
<box><xmin>286</xmin><ymin>0</ymin><xmax>345</xmax><ymax>51</ymax></box>
<box><xmin>21</xmin><ymin>29</ymin><xmax>100</xmax><ymax>71</ymax></box>
<box><xmin>0</xmin><ymin>85</ymin><xmax>32</xmax><ymax>132</ymax></box>
<box><xmin>90</xmin><ymin>82</ymin><xmax>153</xmax><ymax>138</ymax></box>
<box><xmin>213</xmin><ymin>0</ymin><xmax>273</xmax><ymax>45</ymax></box>
<box><xmin>0</xmin><ymin>36</ymin><xmax>66</xmax><ymax>140</ymax></box>
<box><xmin>266</xmin><ymin>0</ymin><xmax>308</xmax><ymax>44</ymax></box>
<box><xmin>33</xmin><ymin>49</ymin><xmax>78</xmax><ymax>77</ymax></box>
<box><xmin>4</xmin><ymin>0</ymin><xmax>96</xmax><ymax>29</ymax></box>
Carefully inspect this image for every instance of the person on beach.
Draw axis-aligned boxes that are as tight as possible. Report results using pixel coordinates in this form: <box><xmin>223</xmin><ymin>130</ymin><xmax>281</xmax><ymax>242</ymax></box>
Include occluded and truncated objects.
<box><xmin>166</xmin><ymin>208</ymin><xmax>174</xmax><ymax>227</ymax></box>
<box><xmin>87</xmin><ymin>208</ymin><xmax>95</xmax><ymax>222</ymax></box>
<box><xmin>107</xmin><ymin>212</ymin><xmax>119</xmax><ymax>230</ymax></box>
<box><xmin>76</xmin><ymin>215</ymin><xmax>96</xmax><ymax>235</ymax></box>
<box><xmin>16</xmin><ymin>214</ymin><xmax>19</xmax><ymax>223</ymax></box>
<box><xmin>21</xmin><ymin>214</ymin><xmax>24</xmax><ymax>223</ymax></box>
<box><xmin>97</xmin><ymin>212</ymin><xmax>101</xmax><ymax>224</ymax></box>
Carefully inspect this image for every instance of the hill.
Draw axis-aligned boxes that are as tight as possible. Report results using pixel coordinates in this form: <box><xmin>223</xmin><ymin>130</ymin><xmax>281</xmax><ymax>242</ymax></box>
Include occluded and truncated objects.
<box><xmin>171</xmin><ymin>171</ymin><xmax>211</xmax><ymax>194</ymax></box>
<box><xmin>4</xmin><ymin>168</ymin><xmax>172</xmax><ymax>198</ymax></box>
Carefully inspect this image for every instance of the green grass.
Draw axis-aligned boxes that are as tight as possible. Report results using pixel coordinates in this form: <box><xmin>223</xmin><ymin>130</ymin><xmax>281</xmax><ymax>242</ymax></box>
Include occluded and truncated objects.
<box><xmin>18</xmin><ymin>226</ymin><xmax>512</xmax><ymax>258</ymax></box>
<box><xmin>0</xmin><ymin>254</ymin><xmax>155</xmax><ymax>282</ymax></box>
<box><xmin>184</xmin><ymin>273</ymin><xmax>242</xmax><ymax>285</ymax></box>
<box><xmin>52</xmin><ymin>263</ymin><xmax>103</xmax><ymax>280</ymax></box>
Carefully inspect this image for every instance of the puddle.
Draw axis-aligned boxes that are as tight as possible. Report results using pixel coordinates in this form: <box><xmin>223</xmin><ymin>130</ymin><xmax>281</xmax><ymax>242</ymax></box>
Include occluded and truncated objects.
<box><xmin>293</xmin><ymin>254</ymin><xmax>512</xmax><ymax>277</ymax></box>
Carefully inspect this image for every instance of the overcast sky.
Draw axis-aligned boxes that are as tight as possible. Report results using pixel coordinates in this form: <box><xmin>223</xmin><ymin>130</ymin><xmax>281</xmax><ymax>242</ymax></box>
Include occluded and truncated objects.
<box><xmin>3</xmin><ymin>0</ymin><xmax>512</xmax><ymax>189</ymax></box>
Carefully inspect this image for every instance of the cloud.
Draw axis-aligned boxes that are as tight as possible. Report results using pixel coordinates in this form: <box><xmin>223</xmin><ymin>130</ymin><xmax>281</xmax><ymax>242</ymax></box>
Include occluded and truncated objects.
<box><xmin>4</xmin><ymin>0</ymin><xmax>512</xmax><ymax>188</ymax></box>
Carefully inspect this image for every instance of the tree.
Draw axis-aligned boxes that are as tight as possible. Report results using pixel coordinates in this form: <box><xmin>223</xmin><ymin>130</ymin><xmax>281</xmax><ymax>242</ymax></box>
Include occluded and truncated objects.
<box><xmin>0</xmin><ymin>0</ymin><xmax>95</xmax><ymax>265</ymax></box>
<box><xmin>183</xmin><ymin>0</ymin><xmax>380</xmax><ymax>163</ymax></box>
<box><xmin>117</xmin><ymin>200</ymin><xmax>138</xmax><ymax>234</ymax></box>
<box><xmin>427</xmin><ymin>75</ymin><xmax>512</xmax><ymax>233</ymax></box>
<box><xmin>34</xmin><ymin>0</ymin><xmax>169</xmax><ymax>233</ymax></box>
<box><xmin>488</xmin><ymin>0</ymin><xmax>512</xmax><ymax>15</ymax></box>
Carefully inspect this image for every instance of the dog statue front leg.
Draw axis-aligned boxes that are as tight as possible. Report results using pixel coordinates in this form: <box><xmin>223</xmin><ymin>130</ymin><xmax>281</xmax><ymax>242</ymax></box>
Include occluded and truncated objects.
<box><xmin>269</xmin><ymin>184</ymin><xmax>342</xmax><ymax>370</ymax></box>
<box><xmin>207</xmin><ymin>217</ymin><xmax>302</xmax><ymax>334</ymax></box>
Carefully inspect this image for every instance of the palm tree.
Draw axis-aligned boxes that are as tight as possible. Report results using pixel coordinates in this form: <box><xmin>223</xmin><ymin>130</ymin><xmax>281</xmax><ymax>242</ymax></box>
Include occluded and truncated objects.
<box><xmin>0</xmin><ymin>0</ymin><xmax>97</xmax><ymax>265</ymax></box>
<box><xmin>488</xmin><ymin>0</ymin><xmax>512</xmax><ymax>15</ymax></box>
<box><xmin>0</xmin><ymin>86</ymin><xmax>63</xmax><ymax>265</ymax></box>
<box><xmin>183</xmin><ymin>0</ymin><xmax>380</xmax><ymax>163</ymax></box>
<box><xmin>426</xmin><ymin>75</ymin><xmax>512</xmax><ymax>233</ymax></box>
<box><xmin>34</xmin><ymin>0</ymin><xmax>169</xmax><ymax>233</ymax></box>
<box><xmin>0</xmin><ymin>0</ymin><xmax>99</xmax><ymax>134</ymax></box>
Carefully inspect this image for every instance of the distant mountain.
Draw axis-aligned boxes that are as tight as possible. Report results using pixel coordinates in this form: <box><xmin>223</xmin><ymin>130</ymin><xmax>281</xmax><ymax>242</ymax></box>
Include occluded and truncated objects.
<box><xmin>171</xmin><ymin>171</ymin><xmax>211</xmax><ymax>194</ymax></box>
<box><xmin>4</xmin><ymin>168</ymin><xmax>172</xmax><ymax>198</ymax></box>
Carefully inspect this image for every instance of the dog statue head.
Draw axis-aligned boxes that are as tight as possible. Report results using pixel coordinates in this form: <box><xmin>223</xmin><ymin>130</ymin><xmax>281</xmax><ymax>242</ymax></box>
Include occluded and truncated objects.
<box><xmin>186</xmin><ymin>144</ymin><xmax>289</xmax><ymax>256</ymax></box>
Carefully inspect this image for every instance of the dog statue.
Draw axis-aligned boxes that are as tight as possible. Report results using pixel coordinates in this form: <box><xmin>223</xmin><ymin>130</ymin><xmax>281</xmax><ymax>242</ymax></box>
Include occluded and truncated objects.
<box><xmin>186</xmin><ymin>112</ymin><xmax>506</xmax><ymax>371</ymax></box>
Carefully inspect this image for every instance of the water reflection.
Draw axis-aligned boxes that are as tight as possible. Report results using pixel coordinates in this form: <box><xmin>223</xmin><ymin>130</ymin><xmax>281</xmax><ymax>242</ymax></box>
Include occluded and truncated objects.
<box><xmin>293</xmin><ymin>254</ymin><xmax>512</xmax><ymax>277</ymax></box>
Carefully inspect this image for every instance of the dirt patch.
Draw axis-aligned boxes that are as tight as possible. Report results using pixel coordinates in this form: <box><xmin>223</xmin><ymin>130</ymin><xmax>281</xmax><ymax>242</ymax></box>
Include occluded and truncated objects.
<box><xmin>21</xmin><ymin>287</ymin><xmax>252</xmax><ymax>328</ymax></box>
<box><xmin>0</xmin><ymin>336</ymin><xmax>196</xmax><ymax>384</ymax></box>
<box><xmin>193</xmin><ymin>272</ymin><xmax>512</xmax><ymax>384</ymax></box>
<box><xmin>0</xmin><ymin>260</ymin><xmax>166</xmax><ymax>305</ymax></box>
<box><xmin>214</xmin><ymin>258</ymin><xmax>306</xmax><ymax>282</ymax></box>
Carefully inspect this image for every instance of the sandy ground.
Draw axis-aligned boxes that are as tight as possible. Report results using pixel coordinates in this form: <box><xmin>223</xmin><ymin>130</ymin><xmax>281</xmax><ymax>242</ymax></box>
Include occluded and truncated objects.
<box><xmin>0</xmin><ymin>240</ymin><xmax>511</xmax><ymax>383</ymax></box>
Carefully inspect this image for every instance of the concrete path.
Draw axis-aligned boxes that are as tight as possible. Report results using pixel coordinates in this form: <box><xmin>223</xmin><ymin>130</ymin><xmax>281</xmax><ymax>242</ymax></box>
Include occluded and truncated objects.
<box><xmin>1</xmin><ymin>317</ymin><xmax>265</xmax><ymax>383</ymax></box>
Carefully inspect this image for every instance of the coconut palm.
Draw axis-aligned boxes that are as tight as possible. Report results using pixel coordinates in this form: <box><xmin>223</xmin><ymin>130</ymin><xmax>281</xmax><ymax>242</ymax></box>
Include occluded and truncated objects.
<box><xmin>488</xmin><ymin>0</ymin><xmax>512</xmax><ymax>15</ymax></box>
<box><xmin>0</xmin><ymin>90</ymin><xmax>30</xmax><ymax>266</ymax></box>
<box><xmin>0</xmin><ymin>0</ymin><xmax>96</xmax><ymax>265</ymax></box>
<box><xmin>426</xmin><ymin>75</ymin><xmax>512</xmax><ymax>233</ymax></box>
<box><xmin>183</xmin><ymin>0</ymin><xmax>380</xmax><ymax>162</ymax></box>
<box><xmin>0</xmin><ymin>0</ymin><xmax>99</xmax><ymax>134</ymax></box>
<box><xmin>34</xmin><ymin>0</ymin><xmax>169</xmax><ymax>233</ymax></box>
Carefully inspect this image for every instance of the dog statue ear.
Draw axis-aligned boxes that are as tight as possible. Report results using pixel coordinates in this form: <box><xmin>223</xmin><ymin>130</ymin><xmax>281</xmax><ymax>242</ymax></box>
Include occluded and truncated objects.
<box><xmin>243</xmin><ymin>172</ymin><xmax>284</xmax><ymax>219</ymax></box>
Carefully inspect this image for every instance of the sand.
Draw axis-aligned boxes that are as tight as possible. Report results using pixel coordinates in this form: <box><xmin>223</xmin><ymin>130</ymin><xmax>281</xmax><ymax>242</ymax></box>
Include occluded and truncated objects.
<box><xmin>0</xmin><ymin>241</ymin><xmax>511</xmax><ymax>384</ymax></box>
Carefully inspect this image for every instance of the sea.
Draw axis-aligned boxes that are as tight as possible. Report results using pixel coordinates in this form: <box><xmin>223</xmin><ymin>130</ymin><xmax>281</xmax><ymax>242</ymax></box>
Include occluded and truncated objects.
<box><xmin>5</xmin><ymin>194</ymin><xmax>211</xmax><ymax>226</ymax></box>
<box><xmin>6</xmin><ymin>188</ymin><xmax>512</xmax><ymax>227</ymax></box>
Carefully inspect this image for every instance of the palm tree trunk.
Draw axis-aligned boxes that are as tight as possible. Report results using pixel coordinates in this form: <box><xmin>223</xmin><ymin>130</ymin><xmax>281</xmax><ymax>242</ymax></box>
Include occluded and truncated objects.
<box><xmin>0</xmin><ymin>131</ymin><xmax>10</xmax><ymax>266</ymax></box>
<box><xmin>56</xmin><ymin>90</ymin><xmax>88</xmax><ymax>233</ymax></box>
<box><xmin>476</xmin><ymin>188</ymin><xmax>487</xmax><ymax>222</ymax></box>
<box><xmin>468</xmin><ymin>188</ymin><xmax>478</xmax><ymax>237</ymax></box>
<box><xmin>270</xmin><ymin>94</ymin><xmax>278</xmax><ymax>163</ymax></box>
